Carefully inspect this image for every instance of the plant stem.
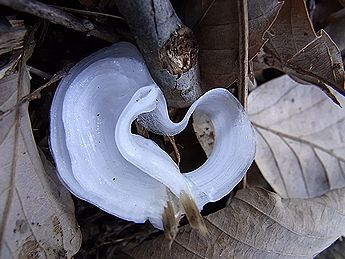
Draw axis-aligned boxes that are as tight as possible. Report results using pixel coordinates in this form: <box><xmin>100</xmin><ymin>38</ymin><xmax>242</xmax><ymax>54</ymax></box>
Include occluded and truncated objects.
<box><xmin>237</xmin><ymin>0</ymin><xmax>249</xmax><ymax>110</ymax></box>
<box><xmin>115</xmin><ymin>0</ymin><xmax>202</xmax><ymax>108</ymax></box>
<box><xmin>237</xmin><ymin>0</ymin><xmax>249</xmax><ymax>189</ymax></box>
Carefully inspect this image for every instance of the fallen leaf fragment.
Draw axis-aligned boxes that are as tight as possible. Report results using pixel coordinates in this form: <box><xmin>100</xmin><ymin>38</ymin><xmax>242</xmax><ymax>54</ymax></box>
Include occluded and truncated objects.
<box><xmin>263</xmin><ymin>0</ymin><xmax>345</xmax><ymax>99</ymax></box>
<box><xmin>249</xmin><ymin>75</ymin><xmax>345</xmax><ymax>198</ymax></box>
<box><xmin>0</xmin><ymin>18</ymin><xmax>26</xmax><ymax>55</ymax></box>
<box><xmin>0</xmin><ymin>53</ymin><xmax>21</xmax><ymax>80</ymax></box>
<box><xmin>0</xmin><ymin>18</ymin><xmax>26</xmax><ymax>80</ymax></box>
<box><xmin>122</xmin><ymin>187</ymin><xmax>345</xmax><ymax>258</ymax></box>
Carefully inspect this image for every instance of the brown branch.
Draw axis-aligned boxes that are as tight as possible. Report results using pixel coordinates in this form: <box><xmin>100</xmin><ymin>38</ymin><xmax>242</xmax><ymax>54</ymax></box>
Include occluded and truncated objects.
<box><xmin>0</xmin><ymin>0</ymin><xmax>118</xmax><ymax>42</ymax></box>
<box><xmin>115</xmin><ymin>0</ymin><xmax>202</xmax><ymax>108</ymax></box>
<box><xmin>237</xmin><ymin>0</ymin><xmax>249</xmax><ymax>189</ymax></box>
<box><xmin>237</xmin><ymin>0</ymin><xmax>249</xmax><ymax>110</ymax></box>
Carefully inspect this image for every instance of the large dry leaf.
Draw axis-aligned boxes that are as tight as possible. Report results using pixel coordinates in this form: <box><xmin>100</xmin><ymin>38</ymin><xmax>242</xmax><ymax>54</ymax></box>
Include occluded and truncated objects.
<box><xmin>0</xmin><ymin>70</ymin><xmax>81</xmax><ymax>256</ymax></box>
<box><xmin>248</xmin><ymin>75</ymin><xmax>345</xmax><ymax>199</ymax></box>
<box><xmin>263</xmin><ymin>0</ymin><xmax>345</xmax><ymax>98</ymax></box>
<box><xmin>178</xmin><ymin>0</ymin><xmax>282</xmax><ymax>90</ymax></box>
<box><xmin>123</xmin><ymin>187</ymin><xmax>345</xmax><ymax>258</ymax></box>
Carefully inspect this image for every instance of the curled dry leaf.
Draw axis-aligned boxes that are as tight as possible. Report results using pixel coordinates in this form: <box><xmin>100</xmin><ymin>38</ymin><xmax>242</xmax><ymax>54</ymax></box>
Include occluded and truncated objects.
<box><xmin>178</xmin><ymin>0</ymin><xmax>282</xmax><ymax>90</ymax></box>
<box><xmin>0</xmin><ymin>70</ymin><xmax>81</xmax><ymax>256</ymax></box>
<box><xmin>122</xmin><ymin>187</ymin><xmax>345</xmax><ymax>258</ymax></box>
<box><xmin>248</xmin><ymin>75</ymin><xmax>345</xmax><ymax>198</ymax></box>
<box><xmin>263</xmin><ymin>0</ymin><xmax>345</xmax><ymax>99</ymax></box>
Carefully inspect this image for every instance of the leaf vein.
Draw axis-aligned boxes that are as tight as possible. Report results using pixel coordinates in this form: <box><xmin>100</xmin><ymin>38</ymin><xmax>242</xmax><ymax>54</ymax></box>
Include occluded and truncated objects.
<box><xmin>205</xmin><ymin>215</ymin><xmax>308</xmax><ymax>257</ymax></box>
<box><xmin>173</xmin><ymin>239</ymin><xmax>206</xmax><ymax>259</ymax></box>
<box><xmin>255</xmin><ymin>128</ymin><xmax>289</xmax><ymax>196</ymax></box>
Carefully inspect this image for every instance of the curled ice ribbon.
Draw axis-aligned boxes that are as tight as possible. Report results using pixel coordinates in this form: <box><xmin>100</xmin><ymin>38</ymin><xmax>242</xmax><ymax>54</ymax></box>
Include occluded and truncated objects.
<box><xmin>50</xmin><ymin>42</ymin><xmax>255</xmax><ymax>229</ymax></box>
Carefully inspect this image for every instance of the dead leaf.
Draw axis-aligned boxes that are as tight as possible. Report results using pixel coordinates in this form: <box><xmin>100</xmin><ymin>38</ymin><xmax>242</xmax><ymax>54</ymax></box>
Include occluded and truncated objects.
<box><xmin>0</xmin><ymin>18</ymin><xmax>26</xmax><ymax>55</ymax></box>
<box><xmin>178</xmin><ymin>0</ymin><xmax>282</xmax><ymax>90</ymax></box>
<box><xmin>0</xmin><ymin>50</ymin><xmax>81</xmax><ymax>258</ymax></box>
<box><xmin>192</xmin><ymin>111</ymin><xmax>214</xmax><ymax>157</ymax></box>
<box><xmin>0</xmin><ymin>53</ymin><xmax>20</xmax><ymax>80</ymax></box>
<box><xmin>0</xmin><ymin>18</ymin><xmax>26</xmax><ymax>80</ymax></box>
<box><xmin>248</xmin><ymin>75</ymin><xmax>345</xmax><ymax>199</ymax></box>
<box><xmin>122</xmin><ymin>187</ymin><xmax>345</xmax><ymax>258</ymax></box>
<box><xmin>263</xmin><ymin>0</ymin><xmax>345</xmax><ymax>98</ymax></box>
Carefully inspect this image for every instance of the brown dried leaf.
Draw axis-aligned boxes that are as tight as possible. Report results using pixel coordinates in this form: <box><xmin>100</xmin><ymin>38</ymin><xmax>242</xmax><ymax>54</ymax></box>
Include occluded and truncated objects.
<box><xmin>0</xmin><ymin>56</ymin><xmax>81</xmax><ymax>257</ymax></box>
<box><xmin>179</xmin><ymin>0</ymin><xmax>282</xmax><ymax>90</ymax></box>
<box><xmin>248</xmin><ymin>75</ymin><xmax>345</xmax><ymax>198</ymax></box>
<box><xmin>0</xmin><ymin>18</ymin><xmax>26</xmax><ymax>55</ymax></box>
<box><xmin>264</xmin><ymin>0</ymin><xmax>345</xmax><ymax>98</ymax></box>
<box><xmin>123</xmin><ymin>187</ymin><xmax>345</xmax><ymax>258</ymax></box>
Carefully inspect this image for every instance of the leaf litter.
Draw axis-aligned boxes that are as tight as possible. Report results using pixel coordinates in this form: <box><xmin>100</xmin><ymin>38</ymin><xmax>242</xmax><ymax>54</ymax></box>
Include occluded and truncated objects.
<box><xmin>1</xmin><ymin>0</ymin><xmax>345</xmax><ymax>258</ymax></box>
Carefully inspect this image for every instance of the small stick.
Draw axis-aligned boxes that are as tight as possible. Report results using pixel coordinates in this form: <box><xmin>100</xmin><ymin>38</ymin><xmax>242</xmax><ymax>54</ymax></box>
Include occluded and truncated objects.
<box><xmin>27</xmin><ymin>66</ymin><xmax>52</xmax><ymax>79</ymax></box>
<box><xmin>49</xmin><ymin>5</ymin><xmax>125</xmax><ymax>21</ymax></box>
<box><xmin>115</xmin><ymin>0</ymin><xmax>202</xmax><ymax>107</ymax></box>
<box><xmin>237</xmin><ymin>0</ymin><xmax>249</xmax><ymax>189</ymax></box>
<box><xmin>237</xmin><ymin>0</ymin><xmax>249</xmax><ymax>110</ymax></box>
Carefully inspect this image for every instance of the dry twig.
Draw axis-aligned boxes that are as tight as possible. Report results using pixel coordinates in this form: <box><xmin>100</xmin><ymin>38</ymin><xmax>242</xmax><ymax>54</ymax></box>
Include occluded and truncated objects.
<box><xmin>237</xmin><ymin>0</ymin><xmax>249</xmax><ymax>110</ymax></box>
<box><xmin>237</xmin><ymin>0</ymin><xmax>249</xmax><ymax>189</ymax></box>
<box><xmin>115</xmin><ymin>0</ymin><xmax>202</xmax><ymax>108</ymax></box>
